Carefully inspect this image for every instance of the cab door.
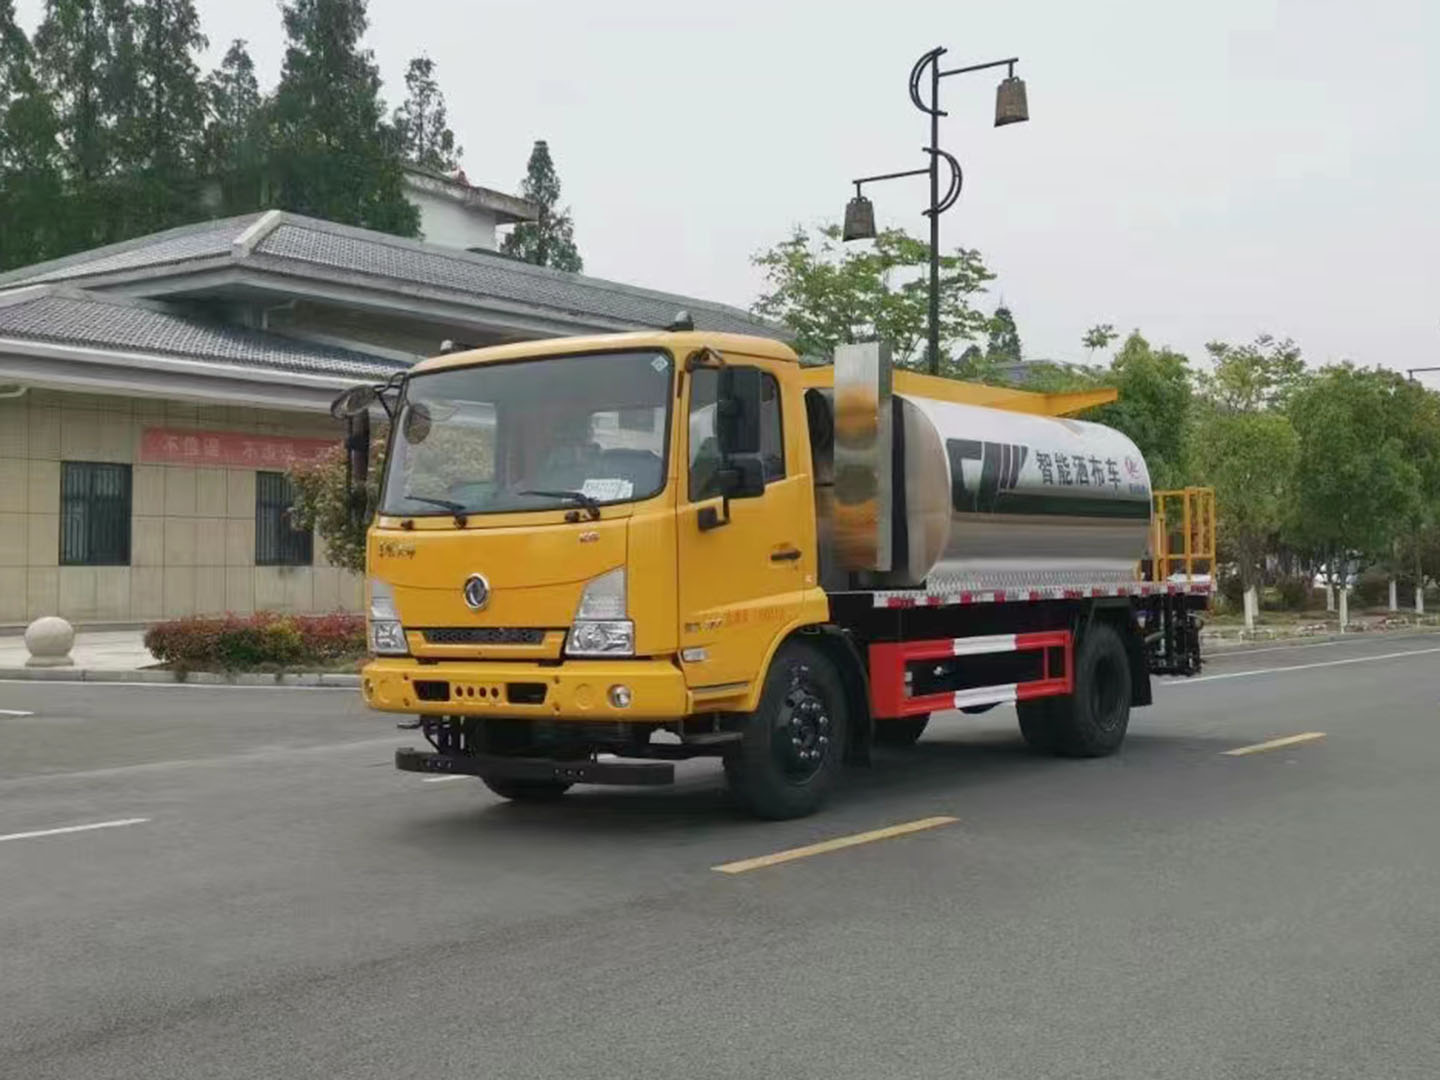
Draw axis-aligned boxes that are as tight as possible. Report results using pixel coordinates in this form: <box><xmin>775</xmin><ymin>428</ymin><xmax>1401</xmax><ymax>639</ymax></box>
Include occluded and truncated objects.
<box><xmin>677</xmin><ymin>363</ymin><xmax>813</xmax><ymax>692</ymax></box>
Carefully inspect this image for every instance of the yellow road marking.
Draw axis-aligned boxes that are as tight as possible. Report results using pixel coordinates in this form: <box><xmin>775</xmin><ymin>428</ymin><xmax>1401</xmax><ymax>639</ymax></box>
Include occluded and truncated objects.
<box><xmin>712</xmin><ymin>816</ymin><xmax>958</xmax><ymax>874</ymax></box>
<box><xmin>1222</xmin><ymin>732</ymin><xmax>1326</xmax><ymax>756</ymax></box>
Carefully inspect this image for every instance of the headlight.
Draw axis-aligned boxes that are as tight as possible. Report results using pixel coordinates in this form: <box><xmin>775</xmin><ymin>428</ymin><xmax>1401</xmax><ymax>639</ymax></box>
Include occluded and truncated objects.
<box><xmin>567</xmin><ymin>620</ymin><xmax>634</xmax><ymax>656</ymax></box>
<box><xmin>567</xmin><ymin>568</ymin><xmax>633</xmax><ymax>656</ymax></box>
<box><xmin>367</xmin><ymin>578</ymin><xmax>409</xmax><ymax>656</ymax></box>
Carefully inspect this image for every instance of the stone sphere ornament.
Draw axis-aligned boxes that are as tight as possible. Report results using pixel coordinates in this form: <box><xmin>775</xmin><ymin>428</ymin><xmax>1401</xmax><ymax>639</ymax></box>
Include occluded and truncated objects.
<box><xmin>24</xmin><ymin>616</ymin><xmax>75</xmax><ymax>668</ymax></box>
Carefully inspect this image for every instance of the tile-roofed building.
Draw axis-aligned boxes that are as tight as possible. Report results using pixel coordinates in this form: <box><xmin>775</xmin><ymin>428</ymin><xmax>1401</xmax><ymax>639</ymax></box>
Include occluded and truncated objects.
<box><xmin>0</xmin><ymin>199</ymin><xmax>783</xmax><ymax>627</ymax></box>
<box><xmin>0</xmin><ymin>209</ymin><xmax>782</xmax><ymax>352</ymax></box>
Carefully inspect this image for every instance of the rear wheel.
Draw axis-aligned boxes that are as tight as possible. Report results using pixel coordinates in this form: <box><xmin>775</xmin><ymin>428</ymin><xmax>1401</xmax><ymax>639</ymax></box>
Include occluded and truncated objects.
<box><xmin>873</xmin><ymin>713</ymin><xmax>929</xmax><ymax>747</ymax></box>
<box><xmin>1018</xmin><ymin>621</ymin><xmax>1132</xmax><ymax>758</ymax></box>
<box><xmin>480</xmin><ymin>776</ymin><xmax>572</xmax><ymax>802</ymax></box>
<box><xmin>724</xmin><ymin>640</ymin><xmax>849</xmax><ymax>819</ymax></box>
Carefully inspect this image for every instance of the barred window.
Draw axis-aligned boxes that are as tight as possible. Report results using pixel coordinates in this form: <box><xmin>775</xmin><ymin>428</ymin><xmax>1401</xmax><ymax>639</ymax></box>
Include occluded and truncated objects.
<box><xmin>60</xmin><ymin>462</ymin><xmax>132</xmax><ymax>566</ymax></box>
<box><xmin>255</xmin><ymin>472</ymin><xmax>313</xmax><ymax>567</ymax></box>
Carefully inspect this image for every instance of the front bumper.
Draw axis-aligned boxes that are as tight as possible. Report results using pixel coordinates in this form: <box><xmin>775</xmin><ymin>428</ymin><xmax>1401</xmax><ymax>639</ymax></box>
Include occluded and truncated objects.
<box><xmin>395</xmin><ymin>747</ymin><xmax>674</xmax><ymax>785</ymax></box>
<box><xmin>362</xmin><ymin>657</ymin><xmax>689</xmax><ymax>721</ymax></box>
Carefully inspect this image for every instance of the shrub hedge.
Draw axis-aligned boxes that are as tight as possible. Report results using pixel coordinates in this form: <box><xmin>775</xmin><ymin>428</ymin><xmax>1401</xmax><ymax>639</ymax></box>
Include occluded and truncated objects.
<box><xmin>144</xmin><ymin>613</ymin><xmax>366</xmax><ymax>671</ymax></box>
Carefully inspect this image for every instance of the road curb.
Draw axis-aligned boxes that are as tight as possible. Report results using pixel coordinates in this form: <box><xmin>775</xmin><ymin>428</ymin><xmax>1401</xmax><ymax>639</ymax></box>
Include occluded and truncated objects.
<box><xmin>1204</xmin><ymin>627</ymin><xmax>1440</xmax><ymax>653</ymax></box>
<box><xmin>0</xmin><ymin>666</ymin><xmax>361</xmax><ymax>687</ymax></box>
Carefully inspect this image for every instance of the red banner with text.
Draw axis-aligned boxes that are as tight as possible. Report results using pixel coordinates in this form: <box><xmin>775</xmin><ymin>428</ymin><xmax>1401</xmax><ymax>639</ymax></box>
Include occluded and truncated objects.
<box><xmin>139</xmin><ymin>428</ymin><xmax>339</xmax><ymax>470</ymax></box>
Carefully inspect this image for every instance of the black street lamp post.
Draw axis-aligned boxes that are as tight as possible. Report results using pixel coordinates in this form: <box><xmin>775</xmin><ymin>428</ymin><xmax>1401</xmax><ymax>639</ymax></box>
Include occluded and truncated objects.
<box><xmin>843</xmin><ymin>46</ymin><xmax>1029</xmax><ymax>375</ymax></box>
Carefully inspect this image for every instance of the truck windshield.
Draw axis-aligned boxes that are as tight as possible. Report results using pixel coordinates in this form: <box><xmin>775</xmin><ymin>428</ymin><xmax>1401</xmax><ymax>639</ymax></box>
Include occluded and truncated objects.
<box><xmin>380</xmin><ymin>350</ymin><xmax>673</xmax><ymax>517</ymax></box>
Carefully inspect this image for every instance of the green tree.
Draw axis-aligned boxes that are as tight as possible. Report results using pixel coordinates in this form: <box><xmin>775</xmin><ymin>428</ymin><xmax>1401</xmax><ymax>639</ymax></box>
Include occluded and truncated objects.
<box><xmin>1089</xmin><ymin>332</ymin><xmax>1193</xmax><ymax>490</ymax></box>
<box><xmin>1287</xmin><ymin>366</ymin><xmax>1431</xmax><ymax>582</ymax></box>
<box><xmin>115</xmin><ymin>0</ymin><xmax>208</xmax><ymax>234</ymax></box>
<box><xmin>985</xmin><ymin>304</ymin><xmax>1022</xmax><ymax>365</ymax></box>
<box><xmin>393</xmin><ymin>55</ymin><xmax>459</xmax><ymax>173</ymax></box>
<box><xmin>202</xmin><ymin>39</ymin><xmax>267</xmax><ymax>213</ymax></box>
<box><xmin>269</xmin><ymin>0</ymin><xmax>418</xmax><ymax>235</ymax></box>
<box><xmin>1</xmin><ymin>0</ymin><xmax>65</xmax><ymax>269</ymax></box>
<box><xmin>1081</xmin><ymin>322</ymin><xmax>1118</xmax><ymax>359</ymax></box>
<box><xmin>501</xmin><ymin>139</ymin><xmax>582</xmax><ymax>271</ymax></box>
<box><xmin>1200</xmin><ymin>334</ymin><xmax>1305</xmax><ymax>412</ymax></box>
<box><xmin>751</xmin><ymin>223</ymin><xmax>993</xmax><ymax>370</ymax></box>
<box><xmin>33</xmin><ymin>0</ymin><xmax>119</xmax><ymax>249</ymax></box>
<box><xmin>1188</xmin><ymin>405</ymin><xmax>1298</xmax><ymax>592</ymax></box>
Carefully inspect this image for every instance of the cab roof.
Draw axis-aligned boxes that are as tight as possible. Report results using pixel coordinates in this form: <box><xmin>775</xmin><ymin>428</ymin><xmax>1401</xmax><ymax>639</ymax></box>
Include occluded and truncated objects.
<box><xmin>411</xmin><ymin>331</ymin><xmax>800</xmax><ymax>374</ymax></box>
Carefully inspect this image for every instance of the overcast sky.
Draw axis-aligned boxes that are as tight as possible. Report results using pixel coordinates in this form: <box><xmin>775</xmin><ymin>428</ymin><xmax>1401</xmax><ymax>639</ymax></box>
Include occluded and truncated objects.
<box><xmin>14</xmin><ymin>0</ymin><xmax>1440</xmax><ymax>374</ymax></box>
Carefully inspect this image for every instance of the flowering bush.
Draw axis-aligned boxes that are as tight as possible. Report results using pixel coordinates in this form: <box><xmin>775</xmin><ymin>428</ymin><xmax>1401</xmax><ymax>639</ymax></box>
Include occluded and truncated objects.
<box><xmin>144</xmin><ymin>613</ymin><xmax>366</xmax><ymax>671</ymax></box>
<box><xmin>288</xmin><ymin>444</ymin><xmax>384</xmax><ymax>576</ymax></box>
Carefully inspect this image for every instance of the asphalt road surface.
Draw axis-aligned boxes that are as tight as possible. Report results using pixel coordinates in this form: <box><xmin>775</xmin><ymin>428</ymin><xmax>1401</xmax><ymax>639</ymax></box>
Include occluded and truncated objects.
<box><xmin>2</xmin><ymin>632</ymin><xmax>1438</xmax><ymax>1079</ymax></box>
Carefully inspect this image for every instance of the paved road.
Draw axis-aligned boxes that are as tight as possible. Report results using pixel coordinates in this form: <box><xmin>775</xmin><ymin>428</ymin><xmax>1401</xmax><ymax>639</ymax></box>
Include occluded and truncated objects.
<box><xmin>2</xmin><ymin>633</ymin><xmax>1438</xmax><ymax>1079</ymax></box>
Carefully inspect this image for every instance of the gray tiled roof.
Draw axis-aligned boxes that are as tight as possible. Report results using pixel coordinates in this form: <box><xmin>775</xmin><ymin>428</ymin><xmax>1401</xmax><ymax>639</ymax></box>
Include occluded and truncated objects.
<box><xmin>3</xmin><ymin>217</ymin><xmax>254</xmax><ymax>286</ymax></box>
<box><xmin>0</xmin><ymin>211</ymin><xmax>783</xmax><ymax>339</ymax></box>
<box><xmin>0</xmin><ymin>290</ymin><xmax>401</xmax><ymax>380</ymax></box>
<box><xmin>253</xmin><ymin>221</ymin><xmax>776</xmax><ymax>336</ymax></box>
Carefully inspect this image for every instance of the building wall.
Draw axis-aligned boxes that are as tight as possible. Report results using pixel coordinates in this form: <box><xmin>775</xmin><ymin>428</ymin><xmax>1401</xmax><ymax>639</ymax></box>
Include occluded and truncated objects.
<box><xmin>412</xmin><ymin>188</ymin><xmax>499</xmax><ymax>252</ymax></box>
<box><xmin>0</xmin><ymin>388</ymin><xmax>362</xmax><ymax>626</ymax></box>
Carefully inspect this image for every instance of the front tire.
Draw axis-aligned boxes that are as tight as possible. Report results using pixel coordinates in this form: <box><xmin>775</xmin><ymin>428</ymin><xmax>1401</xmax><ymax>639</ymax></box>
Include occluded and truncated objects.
<box><xmin>481</xmin><ymin>776</ymin><xmax>572</xmax><ymax>802</ymax></box>
<box><xmin>724</xmin><ymin>640</ymin><xmax>849</xmax><ymax>819</ymax></box>
<box><xmin>1018</xmin><ymin>621</ymin><xmax>1132</xmax><ymax>758</ymax></box>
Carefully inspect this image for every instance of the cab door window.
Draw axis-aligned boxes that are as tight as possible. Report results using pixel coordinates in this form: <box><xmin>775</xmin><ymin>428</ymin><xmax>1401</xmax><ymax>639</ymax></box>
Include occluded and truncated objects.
<box><xmin>688</xmin><ymin>367</ymin><xmax>784</xmax><ymax>500</ymax></box>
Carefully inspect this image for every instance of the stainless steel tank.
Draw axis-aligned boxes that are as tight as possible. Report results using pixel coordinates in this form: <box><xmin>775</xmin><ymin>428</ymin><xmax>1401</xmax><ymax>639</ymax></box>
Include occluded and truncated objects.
<box><xmin>820</xmin><ymin>344</ymin><xmax>1153</xmax><ymax>592</ymax></box>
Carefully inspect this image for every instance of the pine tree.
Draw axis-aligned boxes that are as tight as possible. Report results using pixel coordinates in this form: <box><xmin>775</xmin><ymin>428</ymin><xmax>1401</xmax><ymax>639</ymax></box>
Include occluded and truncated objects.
<box><xmin>203</xmin><ymin>39</ymin><xmax>267</xmax><ymax>213</ymax></box>
<box><xmin>1</xmin><ymin>0</ymin><xmax>65</xmax><ymax>268</ymax></box>
<box><xmin>133</xmin><ymin>0</ymin><xmax>206</xmax><ymax>173</ymax></box>
<box><xmin>393</xmin><ymin>55</ymin><xmax>459</xmax><ymax>173</ymax></box>
<box><xmin>985</xmin><ymin>305</ymin><xmax>1022</xmax><ymax>364</ymax></box>
<box><xmin>34</xmin><ymin>0</ymin><xmax>112</xmax><ymax>185</ymax></box>
<box><xmin>115</xmin><ymin>0</ymin><xmax>208</xmax><ymax>234</ymax></box>
<box><xmin>33</xmin><ymin>0</ymin><xmax>121</xmax><ymax>249</ymax></box>
<box><xmin>269</xmin><ymin>0</ymin><xmax>418</xmax><ymax>235</ymax></box>
<box><xmin>501</xmin><ymin>139</ymin><xmax>582</xmax><ymax>272</ymax></box>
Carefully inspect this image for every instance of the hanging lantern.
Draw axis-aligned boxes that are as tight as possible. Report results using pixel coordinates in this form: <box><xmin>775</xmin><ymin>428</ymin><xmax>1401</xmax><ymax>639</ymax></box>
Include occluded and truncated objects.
<box><xmin>842</xmin><ymin>194</ymin><xmax>877</xmax><ymax>241</ymax></box>
<box><xmin>994</xmin><ymin>75</ymin><xmax>1029</xmax><ymax>127</ymax></box>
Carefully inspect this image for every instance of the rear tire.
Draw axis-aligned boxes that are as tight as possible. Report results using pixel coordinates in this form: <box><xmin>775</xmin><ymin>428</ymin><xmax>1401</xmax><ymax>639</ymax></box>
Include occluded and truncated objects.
<box><xmin>873</xmin><ymin>714</ymin><xmax>929</xmax><ymax>747</ymax></box>
<box><xmin>724</xmin><ymin>640</ymin><xmax>849</xmax><ymax>819</ymax></box>
<box><xmin>1018</xmin><ymin>621</ymin><xmax>1132</xmax><ymax>758</ymax></box>
<box><xmin>481</xmin><ymin>776</ymin><xmax>572</xmax><ymax>802</ymax></box>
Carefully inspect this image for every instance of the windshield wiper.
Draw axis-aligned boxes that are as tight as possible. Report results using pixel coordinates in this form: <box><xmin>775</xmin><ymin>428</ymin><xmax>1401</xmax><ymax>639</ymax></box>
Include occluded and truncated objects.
<box><xmin>401</xmin><ymin>495</ymin><xmax>468</xmax><ymax>525</ymax></box>
<box><xmin>518</xmin><ymin>489</ymin><xmax>602</xmax><ymax>521</ymax></box>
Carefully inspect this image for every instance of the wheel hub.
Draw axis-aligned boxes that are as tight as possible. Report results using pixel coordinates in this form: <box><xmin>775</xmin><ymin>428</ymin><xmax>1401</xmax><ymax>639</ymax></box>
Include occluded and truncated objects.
<box><xmin>776</xmin><ymin>667</ymin><xmax>830</xmax><ymax>780</ymax></box>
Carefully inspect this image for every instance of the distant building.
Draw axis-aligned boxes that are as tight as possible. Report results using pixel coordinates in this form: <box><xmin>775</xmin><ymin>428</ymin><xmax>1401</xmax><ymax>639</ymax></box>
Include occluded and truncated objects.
<box><xmin>0</xmin><ymin>189</ymin><xmax>780</xmax><ymax>626</ymax></box>
<box><xmin>403</xmin><ymin>166</ymin><xmax>538</xmax><ymax>252</ymax></box>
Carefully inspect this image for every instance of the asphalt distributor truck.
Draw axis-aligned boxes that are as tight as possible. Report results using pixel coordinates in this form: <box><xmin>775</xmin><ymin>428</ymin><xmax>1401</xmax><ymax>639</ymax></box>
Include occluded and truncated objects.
<box><xmin>334</xmin><ymin>331</ymin><xmax>1211</xmax><ymax>819</ymax></box>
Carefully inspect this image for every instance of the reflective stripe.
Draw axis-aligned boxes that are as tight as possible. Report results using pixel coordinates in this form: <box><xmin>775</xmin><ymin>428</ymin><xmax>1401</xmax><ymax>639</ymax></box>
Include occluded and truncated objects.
<box><xmin>878</xmin><ymin>580</ymin><xmax>1212</xmax><ymax>609</ymax></box>
<box><xmin>953</xmin><ymin>684</ymin><xmax>1018</xmax><ymax>709</ymax></box>
<box><xmin>951</xmin><ymin>634</ymin><xmax>1017</xmax><ymax>656</ymax></box>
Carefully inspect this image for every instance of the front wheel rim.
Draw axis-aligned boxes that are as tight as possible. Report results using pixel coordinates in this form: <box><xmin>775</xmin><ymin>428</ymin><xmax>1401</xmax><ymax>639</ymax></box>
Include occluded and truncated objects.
<box><xmin>772</xmin><ymin>665</ymin><xmax>832</xmax><ymax>782</ymax></box>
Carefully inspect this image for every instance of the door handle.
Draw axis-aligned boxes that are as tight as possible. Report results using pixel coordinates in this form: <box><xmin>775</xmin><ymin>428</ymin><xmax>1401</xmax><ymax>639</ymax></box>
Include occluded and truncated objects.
<box><xmin>770</xmin><ymin>547</ymin><xmax>802</xmax><ymax>562</ymax></box>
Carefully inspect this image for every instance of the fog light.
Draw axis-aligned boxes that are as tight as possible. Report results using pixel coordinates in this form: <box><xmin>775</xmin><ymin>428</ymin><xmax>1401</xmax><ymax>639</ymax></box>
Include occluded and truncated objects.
<box><xmin>608</xmin><ymin>684</ymin><xmax>632</xmax><ymax>708</ymax></box>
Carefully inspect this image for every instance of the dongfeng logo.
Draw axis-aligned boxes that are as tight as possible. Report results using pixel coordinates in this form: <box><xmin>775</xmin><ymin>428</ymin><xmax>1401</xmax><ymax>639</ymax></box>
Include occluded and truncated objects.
<box><xmin>462</xmin><ymin>574</ymin><xmax>490</xmax><ymax>612</ymax></box>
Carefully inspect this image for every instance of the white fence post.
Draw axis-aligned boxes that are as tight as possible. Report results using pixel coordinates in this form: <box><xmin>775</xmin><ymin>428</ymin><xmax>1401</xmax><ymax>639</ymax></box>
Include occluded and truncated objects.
<box><xmin>1338</xmin><ymin>587</ymin><xmax>1349</xmax><ymax>631</ymax></box>
<box><xmin>1389</xmin><ymin>579</ymin><xmax>1398</xmax><ymax>612</ymax></box>
<box><xmin>1243</xmin><ymin>585</ymin><xmax>1257</xmax><ymax>632</ymax></box>
<box><xmin>1418</xmin><ymin>586</ymin><xmax>1427</xmax><ymax>616</ymax></box>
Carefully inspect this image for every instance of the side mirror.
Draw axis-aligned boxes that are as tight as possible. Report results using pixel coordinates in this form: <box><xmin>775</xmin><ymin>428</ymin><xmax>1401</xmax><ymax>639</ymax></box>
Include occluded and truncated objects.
<box><xmin>716</xmin><ymin>367</ymin><xmax>762</xmax><ymax>457</ymax></box>
<box><xmin>716</xmin><ymin>453</ymin><xmax>765</xmax><ymax>500</ymax></box>
<box><xmin>331</xmin><ymin>384</ymin><xmax>380</xmax><ymax>420</ymax></box>
<box><xmin>345</xmin><ymin>411</ymin><xmax>371</xmax><ymax>528</ymax></box>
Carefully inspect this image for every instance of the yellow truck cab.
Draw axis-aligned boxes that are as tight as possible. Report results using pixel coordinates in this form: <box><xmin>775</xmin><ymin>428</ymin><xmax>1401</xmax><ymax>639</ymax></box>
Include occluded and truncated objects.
<box><xmin>341</xmin><ymin>329</ymin><xmax>1211</xmax><ymax>818</ymax></box>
